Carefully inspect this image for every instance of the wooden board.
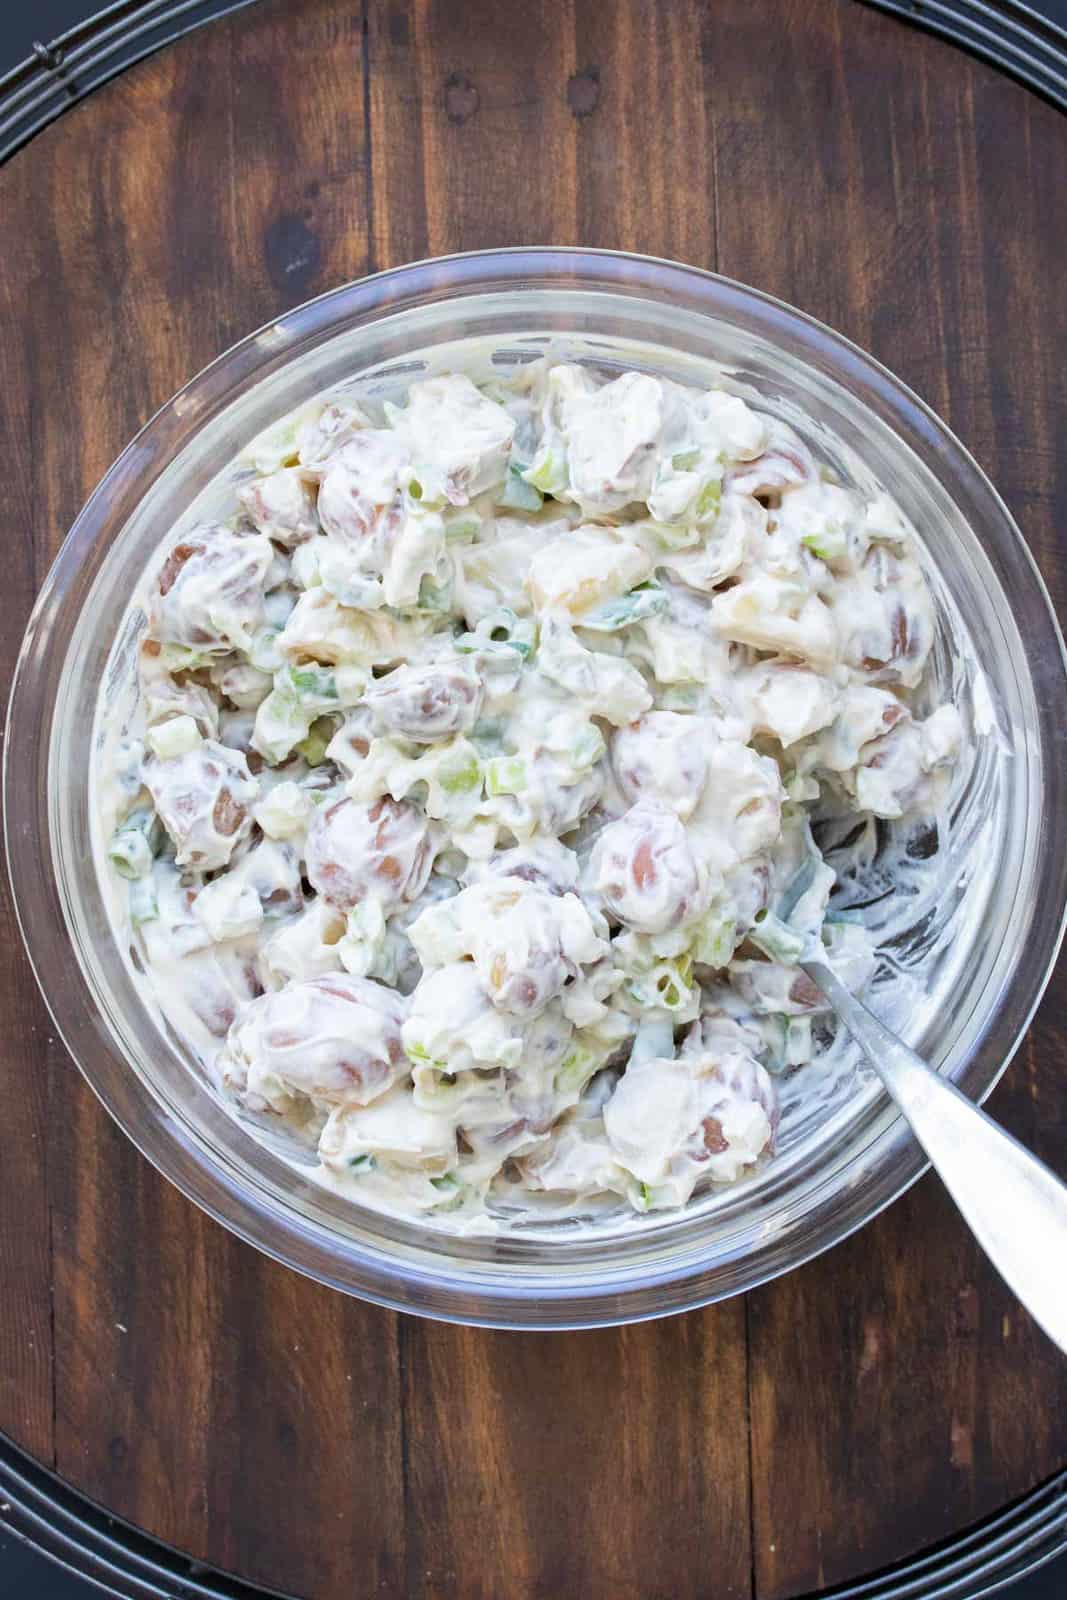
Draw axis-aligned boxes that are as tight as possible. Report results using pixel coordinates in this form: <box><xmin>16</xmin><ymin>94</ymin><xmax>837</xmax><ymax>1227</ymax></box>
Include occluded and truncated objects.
<box><xmin>0</xmin><ymin>1</ymin><xmax>1065</xmax><ymax>1595</ymax></box>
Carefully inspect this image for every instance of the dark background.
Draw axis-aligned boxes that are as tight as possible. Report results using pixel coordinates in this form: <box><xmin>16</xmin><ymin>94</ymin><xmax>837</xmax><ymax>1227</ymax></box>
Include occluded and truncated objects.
<box><xmin>2</xmin><ymin>1</ymin><xmax>1065</xmax><ymax>1596</ymax></box>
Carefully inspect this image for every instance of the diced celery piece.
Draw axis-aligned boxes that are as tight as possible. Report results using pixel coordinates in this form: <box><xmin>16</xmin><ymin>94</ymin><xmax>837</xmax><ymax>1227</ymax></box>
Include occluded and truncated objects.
<box><xmin>646</xmin><ymin>520</ymin><xmax>700</xmax><ymax>553</ymax></box>
<box><xmin>414</xmin><ymin>1070</ymin><xmax>462</xmax><ymax>1109</ymax></box>
<box><xmin>108</xmin><ymin>809</ymin><xmax>160</xmax><ymax>881</ymax></box>
<box><xmin>335</xmin><ymin>664</ymin><xmax>368</xmax><ymax>706</ymax></box>
<box><xmin>290</xmin><ymin>540</ymin><xmax>322</xmax><ymax>590</ymax></box>
<box><xmin>485</xmin><ymin>755</ymin><xmax>526</xmax><ymax>796</ymax></box>
<box><xmin>555</xmin><ymin>1044</ymin><xmax>598</xmax><ymax>1097</ymax></box>
<box><xmin>677</xmin><ymin>953</ymin><xmax>694</xmax><ymax>984</ymax></box>
<box><xmin>407</xmin><ymin>1046</ymin><xmax>454</xmax><ymax>1081</ymax></box>
<box><xmin>570</xmin><ymin>724</ymin><xmax>606</xmax><ymax>770</ymax></box>
<box><xmin>296</xmin><ymin>716</ymin><xmax>336</xmax><ymax>767</ymax></box>
<box><xmin>501</xmin><ymin>621</ymin><xmax>537</xmax><ymax>658</ymax></box>
<box><xmin>634</xmin><ymin>1180</ymin><xmax>673</xmax><ymax>1212</ymax></box>
<box><xmin>408</xmin><ymin>474</ymin><xmax>447</xmax><ymax>510</ymax></box>
<box><xmin>429</xmin><ymin>1172</ymin><xmax>466</xmax><ymax>1211</ymax></box>
<box><xmin>128</xmin><ymin>874</ymin><xmax>159</xmax><ymax>924</ymax></box>
<box><xmin>671</xmin><ymin>448</ymin><xmax>702</xmax><ymax>471</ymax></box>
<box><xmin>417</xmin><ymin>571</ymin><xmax>453</xmax><ymax>611</ymax></box>
<box><xmin>786</xmin><ymin>1015</ymin><xmax>812</xmax><ymax>1065</ymax></box>
<box><xmin>484</xmin><ymin>607</ymin><xmax>529</xmax><ymax>643</ymax></box>
<box><xmin>479</xmin><ymin>377</ymin><xmax>517</xmax><ymax>407</ymax></box>
<box><xmin>470</xmin><ymin>718</ymin><xmax>507</xmax><ymax>756</ymax></box>
<box><xmin>628</xmin><ymin>955</ymin><xmax>693</xmax><ymax>1013</ymax></box>
<box><xmin>761</xmin><ymin>1016</ymin><xmax>787</xmax><ymax>1071</ymax></box>
<box><xmin>289</xmin><ymin>664</ymin><xmax>338</xmax><ymax>703</ymax></box>
<box><xmin>579</xmin><ymin>586</ymin><xmax>668</xmax><ymax>632</ymax></box>
<box><xmin>762</xmin><ymin>1013</ymin><xmax>813</xmax><ymax>1073</ymax></box>
<box><xmin>694</xmin><ymin>479</ymin><xmax>722</xmax><ymax>520</ymax></box>
<box><xmin>157</xmin><ymin>643</ymin><xmax>210</xmax><ymax>673</ymax></box>
<box><xmin>255</xmin><ymin>779</ymin><xmax>310</xmax><ymax>840</ymax></box>
<box><xmin>438</xmin><ymin>747</ymin><xmax>482</xmax><ymax>795</ymax></box>
<box><xmin>443</xmin><ymin>508</ymin><xmax>482</xmax><ymax>542</ymax></box>
<box><xmin>523</xmin><ymin>445</ymin><xmax>567</xmax><ymax>496</ymax></box>
<box><xmin>456</xmin><ymin>608</ymin><xmax>537</xmax><ymax>659</ymax></box>
<box><xmin>244</xmin><ymin>412</ymin><xmax>303</xmax><ymax>472</ymax></box>
<box><xmin>253</xmin><ymin>685</ymin><xmax>307</xmax><ymax>764</ymax></box>
<box><xmin>750</xmin><ymin>909</ymin><xmax>806</xmax><ymax>965</ymax></box>
<box><xmin>657</xmin><ymin>683</ymin><xmax>702</xmax><ymax>712</ymax></box>
<box><xmin>801</xmin><ymin>525</ymin><xmax>848</xmax><ymax>561</ymax></box>
<box><xmin>498</xmin><ymin>463</ymin><xmax>544</xmax><ymax>512</ymax></box>
<box><xmin>248</xmin><ymin>627</ymin><xmax>284</xmax><ymax>674</ymax></box>
<box><xmin>691</xmin><ymin>907</ymin><xmax>737</xmax><ymax>970</ymax></box>
<box><xmin>111</xmin><ymin>837</ymin><xmax>150</xmax><ymax>881</ymax></box>
<box><xmin>146</xmin><ymin>715</ymin><xmax>202</xmax><ymax>761</ymax></box>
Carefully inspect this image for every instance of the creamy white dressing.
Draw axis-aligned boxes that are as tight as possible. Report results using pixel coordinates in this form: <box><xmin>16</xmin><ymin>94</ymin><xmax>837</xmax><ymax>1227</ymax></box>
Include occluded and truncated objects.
<box><xmin>96</xmin><ymin>359</ymin><xmax>965</xmax><ymax>1225</ymax></box>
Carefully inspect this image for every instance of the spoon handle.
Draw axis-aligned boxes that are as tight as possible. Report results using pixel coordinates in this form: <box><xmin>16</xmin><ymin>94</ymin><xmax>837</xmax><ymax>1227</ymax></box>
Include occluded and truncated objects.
<box><xmin>803</xmin><ymin>959</ymin><xmax>1067</xmax><ymax>1356</ymax></box>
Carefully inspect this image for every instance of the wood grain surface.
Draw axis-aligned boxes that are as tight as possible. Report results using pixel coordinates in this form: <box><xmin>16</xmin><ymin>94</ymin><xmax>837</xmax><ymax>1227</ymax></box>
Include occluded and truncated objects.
<box><xmin>0</xmin><ymin>2</ymin><xmax>1065</xmax><ymax>1596</ymax></box>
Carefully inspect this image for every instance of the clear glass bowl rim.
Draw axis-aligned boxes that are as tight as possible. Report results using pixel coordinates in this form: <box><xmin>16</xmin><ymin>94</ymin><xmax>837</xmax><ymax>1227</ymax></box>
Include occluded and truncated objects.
<box><xmin>6</xmin><ymin>246</ymin><xmax>1067</xmax><ymax>1329</ymax></box>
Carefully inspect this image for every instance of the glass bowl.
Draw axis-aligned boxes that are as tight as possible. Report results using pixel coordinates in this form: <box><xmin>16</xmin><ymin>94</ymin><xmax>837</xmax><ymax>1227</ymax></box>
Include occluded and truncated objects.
<box><xmin>6</xmin><ymin>248</ymin><xmax>1066</xmax><ymax>1329</ymax></box>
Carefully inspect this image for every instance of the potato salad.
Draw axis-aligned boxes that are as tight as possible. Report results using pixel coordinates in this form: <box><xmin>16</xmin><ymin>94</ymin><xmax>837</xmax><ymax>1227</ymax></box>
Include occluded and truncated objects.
<box><xmin>103</xmin><ymin>360</ymin><xmax>961</xmax><ymax>1223</ymax></box>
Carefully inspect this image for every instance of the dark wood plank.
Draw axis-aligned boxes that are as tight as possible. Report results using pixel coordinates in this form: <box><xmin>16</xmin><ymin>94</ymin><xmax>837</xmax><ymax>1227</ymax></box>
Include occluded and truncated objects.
<box><xmin>227</xmin><ymin>0</ymin><xmax>372</xmax><ymax>318</ymax></box>
<box><xmin>12</xmin><ymin>6</ymin><xmax>404</xmax><ymax>1595</ymax></box>
<box><xmin>0</xmin><ymin>151</ymin><xmax>56</xmax><ymax>1465</ymax></box>
<box><xmin>366</xmin><ymin>10</ymin><xmax>752</xmax><ymax>1597</ymax></box>
<box><xmin>400</xmin><ymin>1315</ymin><xmax>752</xmax><ymax>1600</ymax></box>
<box><xmin>367</xmin><ymin>0</ymin><xmax>579</xmax><ymax>266</ymax></box>
<box><xmin>49</xmin><ymin>1104</ymin><xmax>407</xmax><ymax>1597</ymax></box>
<box><xmin>27</xmin><ymin>17</ymin><xmax>249</xmax><ymax>1547</ymax></box>
<box><xmin>570</xmin><ymin>0</ymin><xmax>716</xmax><ymax>263</ymax></box>
<box><xmin>701</xmin><ymin>3</ymin><xmax>1067</xmax><ymax>1593</ymax></box>
<box><xmin>367</xmin><ymin>0</ymin><xmax>716</xmax><ymax>270</ymax></box>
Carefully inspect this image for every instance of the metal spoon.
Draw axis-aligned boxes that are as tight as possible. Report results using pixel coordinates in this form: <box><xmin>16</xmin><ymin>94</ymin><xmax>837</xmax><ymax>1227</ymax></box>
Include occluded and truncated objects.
<box><xmin>803</xmin><ymin>958</ymin><xmax>1067</xmax><ymax>1356</ymax></box>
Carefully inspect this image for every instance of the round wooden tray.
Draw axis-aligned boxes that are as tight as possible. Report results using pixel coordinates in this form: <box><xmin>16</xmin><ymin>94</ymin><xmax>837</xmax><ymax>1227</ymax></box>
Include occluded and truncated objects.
<box><xmin>1</xmin><ymin>2</ymin><xmax>1065</xmax><ymax>1596</ymax></box>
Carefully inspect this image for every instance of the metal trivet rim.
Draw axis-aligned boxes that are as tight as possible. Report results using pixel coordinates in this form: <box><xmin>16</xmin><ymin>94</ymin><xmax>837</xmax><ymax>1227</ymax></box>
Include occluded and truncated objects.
<box><xmin>1</xmin><ymin>1425</ymin><xmax>1065</xmax><ymax>1599</ymax></box>
<box><xmin>0</xmin><ymin>0</ymin><xmax>1064</xmax><ymax>165</ymax></box>
<box><xmin>0</xmin><ymin>0</ymin><xmax>258</xmax><ymax>163</ymax></box>
<box><xmin>863</xmin><ymin>0</ymin><xmax>1067</xmax><ymax>107</ymax></box>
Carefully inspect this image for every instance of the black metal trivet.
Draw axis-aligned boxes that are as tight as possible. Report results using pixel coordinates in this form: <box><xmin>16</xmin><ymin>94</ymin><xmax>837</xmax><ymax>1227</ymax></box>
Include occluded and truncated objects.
<box><xmin>1</xmin><ymin>0</ymin><xmax>1065</xmax><ymax>164</ymax></box>
<box><xmin>864</xmin><ymin>0</ymin><xmax>1067</xmax><ymax>107</ymax></box>
<box><xmin>1</xmin><ymin>1426</ymin><xmax>1066</xmax><ymax>1600</ymax></box>
<box><xmin>0</xmin><ymin>0</ymin><xmax>256</xmax><ymax>162</ymax></box>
